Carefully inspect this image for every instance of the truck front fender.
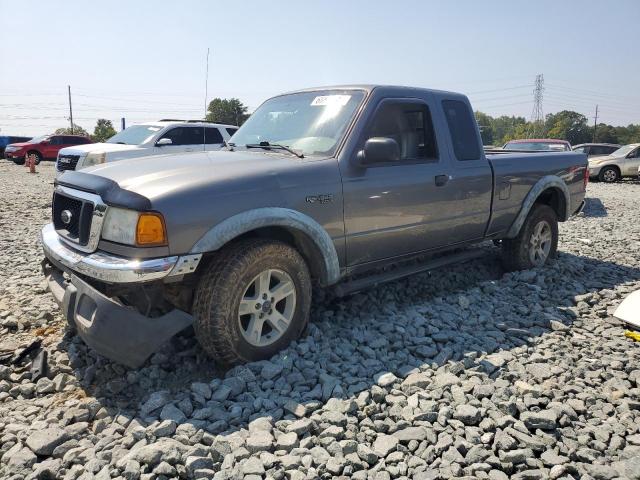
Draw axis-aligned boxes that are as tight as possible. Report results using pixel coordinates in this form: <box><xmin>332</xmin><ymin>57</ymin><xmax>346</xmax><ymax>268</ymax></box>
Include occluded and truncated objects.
<box><xmin>190</xmin><ymin>207</ymin><xmax>341</xmax><ymax>285</ymax></box>
<box><xmin>506</xmin><ymin>175</ymin><xmax>570</xmax><ymax>238</ymax></box>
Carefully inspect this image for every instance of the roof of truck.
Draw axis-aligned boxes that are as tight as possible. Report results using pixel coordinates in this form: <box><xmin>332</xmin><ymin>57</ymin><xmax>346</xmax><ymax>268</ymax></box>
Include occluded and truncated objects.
<box><xmin>506</xmin><ymin>138</ymin><xmax>570</xmax><ymax>144</ymax></box>
<box><xmin>283</xmin><ymin>84</ymin><xmax>465</xmax><ymax>97</ymax></box>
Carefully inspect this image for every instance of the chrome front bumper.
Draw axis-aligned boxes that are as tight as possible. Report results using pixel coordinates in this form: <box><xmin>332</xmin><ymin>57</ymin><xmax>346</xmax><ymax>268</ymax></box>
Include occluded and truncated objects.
<box><xmin>41</xmin><ymin>223</ymin><xmax>200</xmax><ymax>283</ymax></box>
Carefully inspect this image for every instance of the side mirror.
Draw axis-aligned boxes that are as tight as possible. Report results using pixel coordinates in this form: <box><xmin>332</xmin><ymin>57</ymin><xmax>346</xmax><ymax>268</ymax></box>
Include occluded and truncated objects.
<box><xmin>156</xmin><ymin>138</ymin><xmax>173</xmax><ymax>146</ymax></box>
<box><xmin>357</xmin><ymin>137</ymin><xmax>400</xmax><ymax>166</ymax></box>
<box><xmin>41</xmin><ymin>139</ymin><xmax>50</xmax><ymax>144</ymax></box>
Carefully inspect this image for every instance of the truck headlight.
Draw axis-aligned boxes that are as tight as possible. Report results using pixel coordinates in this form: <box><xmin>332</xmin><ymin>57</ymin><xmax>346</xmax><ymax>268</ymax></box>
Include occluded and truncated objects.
<box><xmin>102</xmin><ymin>208</ymin><xmax>167</xmax><ymax>246</ymax></box>
<box><xmin>84</xmin><ymin>152</ymin><xmax>106</xmax><ymax>167</ymax></box>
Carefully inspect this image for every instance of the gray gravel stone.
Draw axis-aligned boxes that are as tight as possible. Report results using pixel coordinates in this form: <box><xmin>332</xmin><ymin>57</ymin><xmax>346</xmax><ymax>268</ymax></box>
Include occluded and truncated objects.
<box><xmin>25</xmin><ymin>427</ymin><xmax>69</xmax><ymax>455</ymax></box>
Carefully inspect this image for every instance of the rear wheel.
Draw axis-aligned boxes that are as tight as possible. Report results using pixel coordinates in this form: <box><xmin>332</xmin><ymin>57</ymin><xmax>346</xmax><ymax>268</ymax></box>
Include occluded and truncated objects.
<box><xmin>599</xmin><ymin>166</ymin><xmax>619</xmax><ymax>183</ymax></box>
<box><xmin>192</xmin><ymin>239</ymin><xmax>311</xmax><ymax>365</ymax></box>
<box><xmin>501</xmin><ymin>204</ymin><xmax>558</xmax><ymax>271</ymax></box>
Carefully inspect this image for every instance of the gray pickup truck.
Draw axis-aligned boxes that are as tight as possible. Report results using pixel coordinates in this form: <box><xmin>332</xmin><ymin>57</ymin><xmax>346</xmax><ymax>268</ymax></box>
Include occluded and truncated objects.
<box><xmin>41</xmin><ymin>85</ymin><xmax>588</xmax><ymax>368</ymax></box>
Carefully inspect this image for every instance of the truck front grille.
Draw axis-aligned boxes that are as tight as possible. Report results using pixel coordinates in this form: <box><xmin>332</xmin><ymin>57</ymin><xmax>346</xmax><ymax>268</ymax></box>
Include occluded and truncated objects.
<box><xmin>52</xmin><ymin>191</ymin><xmax>94</xmax><ymax>245</ymax></box>
<box><xmin>57</xmin><ymin>154</ymin><xmax>80</xmax><ymax>171</ymax></box>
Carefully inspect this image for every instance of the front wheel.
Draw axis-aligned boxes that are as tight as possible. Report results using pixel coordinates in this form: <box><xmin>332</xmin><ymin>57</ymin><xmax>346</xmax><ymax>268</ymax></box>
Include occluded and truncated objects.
<box><xmin>192</xmin><ymin>239</ymin><xmax>311</xmax><ymax>365</ymax></box>
<box><xmin>501</xmin><ymin>204</ymin><xmax>558</xmax><ymax>271</ymax></box>
<box><xmin>599</xmin><ymin>166</ymin><xmax>619</xmax><ymax>183</ymax></box>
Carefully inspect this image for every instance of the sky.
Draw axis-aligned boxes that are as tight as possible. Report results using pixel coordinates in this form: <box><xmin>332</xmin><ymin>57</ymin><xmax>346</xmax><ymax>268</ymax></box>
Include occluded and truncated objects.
<box><xmin>1</xmin><ymin>0</ymin><xmax>639</xmax><ymax>136</ymax></box>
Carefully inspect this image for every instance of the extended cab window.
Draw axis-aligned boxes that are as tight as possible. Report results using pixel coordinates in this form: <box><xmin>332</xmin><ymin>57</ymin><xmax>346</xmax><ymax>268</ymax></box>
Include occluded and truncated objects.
<box><xmin>442</xmin><ymin>100</ymin><xmax>481</xmax><ymax>161</ymax></box>
<box><xmin>367</xmin><ymin>101</ymin><xmax>438</xmax><ymax>162</ymax></box>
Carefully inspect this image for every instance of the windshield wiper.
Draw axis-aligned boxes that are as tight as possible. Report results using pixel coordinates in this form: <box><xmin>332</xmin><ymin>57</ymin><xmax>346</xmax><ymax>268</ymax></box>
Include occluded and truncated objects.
<box><xmin>246</xmin><ymin>141</ymin><xmax>304</xmax><ymax>158</ymax></box>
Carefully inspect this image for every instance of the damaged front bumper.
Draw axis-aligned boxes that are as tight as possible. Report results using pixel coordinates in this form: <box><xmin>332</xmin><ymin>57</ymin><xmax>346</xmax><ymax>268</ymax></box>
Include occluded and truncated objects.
<box><xmin>42</xmin><ymin>262</ymin><xmax>194</xmax><ymax>368</ymax></box>
<box><xmin>40</xmin><ymin>223</ymin><xmax>197</xmax><ymax>368</ymax></box>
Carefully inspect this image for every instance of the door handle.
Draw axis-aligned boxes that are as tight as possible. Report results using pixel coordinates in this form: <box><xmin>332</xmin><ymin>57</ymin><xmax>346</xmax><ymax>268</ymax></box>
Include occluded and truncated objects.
<box><xmin>435</xmin><ymin>174</ymin><xmax>449</xmax><ymax>187</ymax></box>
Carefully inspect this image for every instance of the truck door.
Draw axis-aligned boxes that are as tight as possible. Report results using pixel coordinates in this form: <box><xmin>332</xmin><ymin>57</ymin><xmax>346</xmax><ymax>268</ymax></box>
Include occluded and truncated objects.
<box><xmin>340</xmin><ymin>96</ymin><xmax>478</xmax><ymax>266</ymax></box>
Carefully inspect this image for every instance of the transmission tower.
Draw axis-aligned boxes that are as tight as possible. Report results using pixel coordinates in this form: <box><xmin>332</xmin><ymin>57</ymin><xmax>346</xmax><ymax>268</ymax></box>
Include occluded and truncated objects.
<box><xmin>529</xmin><ymin>74</ymin><xmax>544</xmax><ymax>137</ymax></box>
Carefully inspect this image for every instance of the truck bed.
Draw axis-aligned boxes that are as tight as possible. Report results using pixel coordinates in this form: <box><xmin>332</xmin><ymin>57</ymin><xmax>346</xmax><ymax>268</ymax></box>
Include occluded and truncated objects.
<box><xmin>486</xmin><ymin>151</ymin><xmax>587</xmax><ymax>237</ymax></box>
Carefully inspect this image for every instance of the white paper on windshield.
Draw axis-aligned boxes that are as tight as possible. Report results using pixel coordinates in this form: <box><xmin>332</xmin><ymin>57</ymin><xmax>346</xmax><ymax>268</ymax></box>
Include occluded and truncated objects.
<box><xmin>311</xmin><ymin>95</ymin><xmax>351</xmax><ymax>107</ymax></box>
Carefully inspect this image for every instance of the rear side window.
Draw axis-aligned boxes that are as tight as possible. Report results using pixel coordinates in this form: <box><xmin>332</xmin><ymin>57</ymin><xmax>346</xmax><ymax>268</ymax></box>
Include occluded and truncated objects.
<box><xmin>205</xmin><ymin>128</ymin><xmax>224</xmax><ymax>144</ymax></box>
<box><xmin>226</xmin><ymin>127</ymin><xmax>238</xmax><ymax>137</ymax></box>
<box><xmin>442</xmin><ymin>100</ymin><xmax>481</xmax><ymax>161</ymax></box>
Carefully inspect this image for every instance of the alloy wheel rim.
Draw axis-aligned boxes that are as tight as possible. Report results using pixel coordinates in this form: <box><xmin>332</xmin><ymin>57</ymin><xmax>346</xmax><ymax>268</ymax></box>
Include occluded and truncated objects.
<box><xmin>238</xmin><ymin>269</ymin><xmax>296</xmax><ymax>347</ymax></box>
<box><xmin>604</xmin><ymin>169</ymin><xmax>616</xmax><ymax>182</ymax></box>
<box><xmin>528</xmin><ymin>220</ymin><xmax>552</xmax><ymax>267</ymax></box>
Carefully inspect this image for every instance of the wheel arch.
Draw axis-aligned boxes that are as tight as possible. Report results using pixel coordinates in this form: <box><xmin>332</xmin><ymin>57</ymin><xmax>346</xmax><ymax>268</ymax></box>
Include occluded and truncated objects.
<box><xmin>505</xmin><ymin>175</ymin><xmax>570</xmax><ymax>238</ymax></box>
<box><xmin>190</xmin><ymin>208</ymin><xmax>341</xmax><ymax>286</ymax></box>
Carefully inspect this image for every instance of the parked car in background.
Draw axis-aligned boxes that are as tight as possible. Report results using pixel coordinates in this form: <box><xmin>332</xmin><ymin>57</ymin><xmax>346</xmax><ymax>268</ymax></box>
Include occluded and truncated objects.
<box><xmin>503</xmin><ymin>139</ymin><xmax>572</xmax><ymax>151</ymax></box>
<box><xmin>41</xmin><ymin>84</ymin><xmax>588</xmax><ymax>367</ymax></box>
<box><xmin>0</xmin><ymin>135</ymin><xmax>32</xmax><ymax>158</ymax></box>
<box><xmin>5</xmin><ymin>134</ymin><xmax>92</xmax><ymax>165</ymax></box>
<box><xmin>572</xmin><ymin>143</ymin><xmax>620</xmax><ymax>157</ymax></box>
<box><xmin>56</xmin><ymin>120</ymin><xmax>238</xmax><ymax>173</ymax></box>
<box><xmin>588</xmin><ymin>143</ymin><xmax>640</xmax><ymax>182</ymax></box>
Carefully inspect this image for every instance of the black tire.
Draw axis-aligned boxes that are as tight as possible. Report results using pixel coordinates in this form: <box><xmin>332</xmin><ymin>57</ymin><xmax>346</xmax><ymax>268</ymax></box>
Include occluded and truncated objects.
<box><xmin>192</xmin><ymin>238</ymin><xmax>312</xmax><ymax>365</ymax></box>
<box><xmin>501</xmin><ymin>204</ymin><xmax>558</xmax><ymax>272</ymax></box>
<box><xmin>598</xmin><ymin>166</ymin><xmax>619</xmax><ymax>183</ymax></box>
<box><xmin>13</xmin><ymin>157</ymin><xmax>25</xmax><ymax>166</ymax></box>
<box><xmin>26</xmin><ymin>151</ymin><xmax>42</xmax><ymax>165</ymax></box>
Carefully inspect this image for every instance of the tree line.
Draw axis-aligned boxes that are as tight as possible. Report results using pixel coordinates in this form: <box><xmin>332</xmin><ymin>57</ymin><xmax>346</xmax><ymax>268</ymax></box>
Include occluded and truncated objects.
<box><xmin>476</xmin><ymin>110</ymin><xmax>640</xmax><ymax>147</ymax></box>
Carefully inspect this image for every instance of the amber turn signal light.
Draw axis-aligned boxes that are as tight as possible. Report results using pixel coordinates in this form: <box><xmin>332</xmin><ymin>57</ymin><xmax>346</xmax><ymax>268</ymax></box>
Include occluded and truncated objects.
<box><xmin>136</xmin><ymin>213</ymin><xmax>167</xmax><ymax>246</ymax></box>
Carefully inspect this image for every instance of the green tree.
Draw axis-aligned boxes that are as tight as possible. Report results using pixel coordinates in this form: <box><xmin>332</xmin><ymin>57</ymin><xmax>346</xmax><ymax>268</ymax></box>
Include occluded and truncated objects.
<box><xmin>614</xmin><ymin>124</ymin><xmax>640</xmax><ymax>144</ymax></box>
<box><xmin>592</xmin><ymin>123</ymin><xmax>619</xmax><ymax>144</ymax></box>
<box><xmin>55</xmin><ymin>123</ymin><xmax>89</xmax><ymax>136</ymax></box>
<box><xmin>205</xmin><ymin>98</ymin><xmax>249</xmax><ymax>126</ymax></box>
<box><xmin>93</xmin><ymin>119</ymin><xmax>117</xmax><ymax>143</ymax></box>
<box><xmin>475</xmin><ymin>111</ymin><xmax>494</xmax><ymax>145</ymax></box>
<box><xmin>545</xmin><ymin>111</ymin><xmax>591</xmax><ymax>145</ymax></box>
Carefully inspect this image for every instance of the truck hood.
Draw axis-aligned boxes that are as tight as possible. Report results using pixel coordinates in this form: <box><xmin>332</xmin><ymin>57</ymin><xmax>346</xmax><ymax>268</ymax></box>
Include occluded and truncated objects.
<box><xmin>59</xmin><ymin>143</ymin><xmax>145</xmax><ymax>156</ymax></box>
<box><xmin>81</xmin><ymin>149</ymin><xmax>306</xmax><ymax>201</ymax></box>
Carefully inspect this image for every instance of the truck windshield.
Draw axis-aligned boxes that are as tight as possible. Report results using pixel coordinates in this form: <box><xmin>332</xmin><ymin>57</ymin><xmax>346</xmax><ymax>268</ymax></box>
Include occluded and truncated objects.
<box><xmin>106</xmin><ymin>125</ymin><xmax>163</xmax><ymax>145</ymax></box>
<box><xmin>230</xmin><ymin>90</ymin><xmax>366</xmax><ymax>157</ymax></box>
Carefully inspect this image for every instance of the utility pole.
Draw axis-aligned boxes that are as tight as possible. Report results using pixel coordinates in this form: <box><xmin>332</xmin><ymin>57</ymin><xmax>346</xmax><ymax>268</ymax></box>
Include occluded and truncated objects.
<box><xmin>529</xmin><ymin>74</ymin><xmax>544</xmax><ymax>137</ymax></box>
<box><xmin>592</xmin><ymin>105</ymin><xmax>599</xmax><ymax>142</ymax></box>
<box><xmin>203</xmin><ymin>48</ymin><xmax>210</xmax><ymax>120</ymax></box>
<box><xmin>67</xmin><ymin>85</ymin><xmax>74</xmax><ymax>134</ymax></box>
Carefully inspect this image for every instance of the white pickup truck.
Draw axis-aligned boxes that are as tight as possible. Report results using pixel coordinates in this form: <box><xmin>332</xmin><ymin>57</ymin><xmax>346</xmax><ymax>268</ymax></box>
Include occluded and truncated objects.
<box><xmin>55</xmin><ymin>120</ymin><xmax>238</xmax><ymax>173</ymax></box>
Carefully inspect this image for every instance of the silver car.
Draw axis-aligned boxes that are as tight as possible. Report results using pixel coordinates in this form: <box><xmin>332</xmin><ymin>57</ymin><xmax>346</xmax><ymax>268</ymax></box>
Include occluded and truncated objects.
<box><xmin>588</xmin><ymin>143</ymin><xmax>640</xmax><ymax>182</ymax></box>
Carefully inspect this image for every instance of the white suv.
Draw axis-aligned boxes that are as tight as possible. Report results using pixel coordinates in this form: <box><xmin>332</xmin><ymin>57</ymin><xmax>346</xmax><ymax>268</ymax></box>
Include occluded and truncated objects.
<box><xmin>56</xmin><ymin>121</ymin><xmax>238</xmax><ymax>172</ymax></box>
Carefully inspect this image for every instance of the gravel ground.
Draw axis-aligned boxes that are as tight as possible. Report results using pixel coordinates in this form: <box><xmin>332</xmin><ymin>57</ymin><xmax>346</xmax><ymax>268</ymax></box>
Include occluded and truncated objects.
<box><xmin>1</xmin><ymin>160</ymin><xmax>640</xmax><ymax>480</ymax></box>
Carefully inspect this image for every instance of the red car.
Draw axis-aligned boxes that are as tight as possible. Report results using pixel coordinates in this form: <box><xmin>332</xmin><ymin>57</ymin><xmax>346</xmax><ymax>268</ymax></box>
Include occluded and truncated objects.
<box><xmin>4</xmin><ymin>134</ymin><xmax>92</xmax><ymax>165</ymax></box>
<box><xmin>503</xmin><ymin>138</ymin><xmax>572</xmax><ymax>152</ymax></box>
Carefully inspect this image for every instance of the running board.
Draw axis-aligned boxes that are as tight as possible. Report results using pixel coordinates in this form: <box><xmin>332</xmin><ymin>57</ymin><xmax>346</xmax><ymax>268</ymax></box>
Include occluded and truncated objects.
<box><xmin>333</xmin><ymin>249</ymin><xmax>487</xmax><ymax>297</ymax></box>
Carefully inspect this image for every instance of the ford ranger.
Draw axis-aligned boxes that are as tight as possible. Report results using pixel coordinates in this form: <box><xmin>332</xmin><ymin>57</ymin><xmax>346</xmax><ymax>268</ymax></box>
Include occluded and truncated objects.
<box><xmin>40</xmin><ymin>85</ymin><xmax>588</xmax><ymax>368</ymax></box>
